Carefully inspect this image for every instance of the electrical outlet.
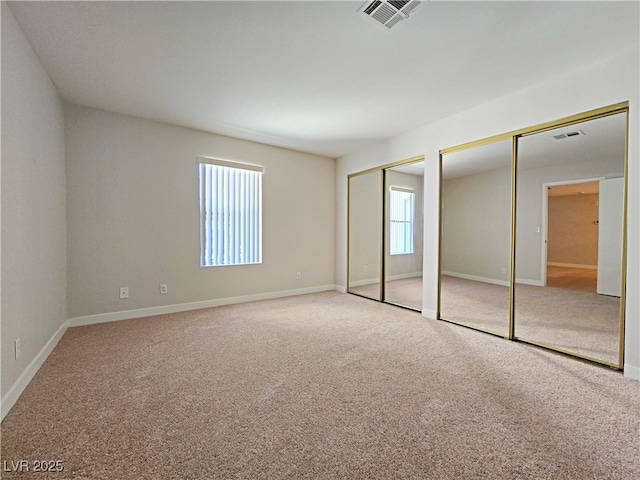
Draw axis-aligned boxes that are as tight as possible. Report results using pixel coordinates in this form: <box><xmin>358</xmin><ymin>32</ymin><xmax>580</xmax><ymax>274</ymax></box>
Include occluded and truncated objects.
<box><xmin>119</xmin><ymin>287</ymin><xmax>129</xmax><ymax>299</ymax></box>
<box><xmin>15</xmin><ymin>338</ymin><xmax>21</xmax><ymax>360</ymax></box>
<box><xmin>364</xmin><ymin>265</ymin><xmax>368</xmax><ymax>272</ymax></box>
<box><xmin>160</xmin><ymin>284</ymin><xmax>168</xmax><ymax>294</ymax></box>
<box><xmin>501</xmin><ymin>268</ymin><xmax>507</xmax><ymax>275</ymax></box>
<box><xmin>296</xmin><ymin>272</ymin><xmax>301</xmax><ymax>280</ymax></box>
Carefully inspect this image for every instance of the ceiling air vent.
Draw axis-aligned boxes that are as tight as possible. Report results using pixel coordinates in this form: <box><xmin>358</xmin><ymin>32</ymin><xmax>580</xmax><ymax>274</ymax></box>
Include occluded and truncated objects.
<box><xmin>553</xmin><ymin>129</ymin><xmax>586</xmax><ymax>140</ymax></box>
<box><xmin>359</xmin><ymin>0</ymin><xmax>422</xmax><ymax>30</ymax></box>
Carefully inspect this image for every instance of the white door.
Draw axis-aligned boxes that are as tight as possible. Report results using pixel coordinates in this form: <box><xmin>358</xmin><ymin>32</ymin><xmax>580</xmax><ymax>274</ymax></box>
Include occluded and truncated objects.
<box><xmin>597</xmin><ymin>177</ymin><xmax>624</xmax><ymax>296</ymax></box>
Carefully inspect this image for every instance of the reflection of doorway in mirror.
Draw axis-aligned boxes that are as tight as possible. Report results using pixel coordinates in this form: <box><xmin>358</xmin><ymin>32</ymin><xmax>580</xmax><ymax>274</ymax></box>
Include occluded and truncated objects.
<box><xmin>514</xmin><ymin>109</ymin><xmax>627</xmax><ymax>367</ymax></box>
<box><xmin>545</xmin><ymin>180</ymin><xmax>600</xmax><ymax>293</ymax></box>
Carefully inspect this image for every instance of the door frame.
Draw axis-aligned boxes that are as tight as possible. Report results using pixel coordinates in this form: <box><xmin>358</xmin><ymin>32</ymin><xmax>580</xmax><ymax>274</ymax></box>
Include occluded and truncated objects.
<box><xmin>540</xmin><ymin>177</ymin><xmax>604</xmax><ymax>287</ymax></box>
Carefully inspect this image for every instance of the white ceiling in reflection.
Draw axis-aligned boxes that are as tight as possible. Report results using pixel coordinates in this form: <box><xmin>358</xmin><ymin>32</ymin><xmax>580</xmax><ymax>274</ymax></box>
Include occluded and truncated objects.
<box><xmin>390</xmin><ymin>161</ymin><xmax>425</xmax><ymax>177</ymax></box>
<box><xmin>547</xmin><ymin>181</ymin><xmax>599</xmax><ymax>197</ymax></box>
<box><xmin>442</xmin><ymin>112</ymin><xmax>626</xmax><ymax>179</ymax></box>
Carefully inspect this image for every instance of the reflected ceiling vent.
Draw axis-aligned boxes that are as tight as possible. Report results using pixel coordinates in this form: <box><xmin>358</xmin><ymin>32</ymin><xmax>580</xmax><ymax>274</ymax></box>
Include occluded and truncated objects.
<box><xmin>358</xmin><ymin>0</ymin><xmax>422</xmax><ymax>30</ymax></box>
<box><xmin>553</xmin><ymin>129</ymin><xmax>586</xmax><ymax>140</ymax></box>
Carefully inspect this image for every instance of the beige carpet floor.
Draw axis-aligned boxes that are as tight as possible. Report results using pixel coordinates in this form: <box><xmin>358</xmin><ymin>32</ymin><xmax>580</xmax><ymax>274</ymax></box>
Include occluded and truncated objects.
<box><xmin>384</xmin><ymin>276</ymin><xmax>423</xmax><ymax>310</ymax></box>
<box><xmin>440</xmin><ymin>276</ymin><xmax>511</xmax><ymax>336</ymax></box>
<box><xmin>440</xmin><ymin>275</ymin><xmax>621</xmax><ymax>365</ymax></box>
<box><xmin>2</xmin><ymin>291</ymin><xmax>639</xmax><ymax>479</ymax></box>
<box><xmin>349</xmin><ymin>277</ymin><xmax>423</xmax><ymax>311</ymax></box>
<box><xmin>348</xmin><ymin>281</ymin><xmax>382</xmax><ymax>301</ymax></box>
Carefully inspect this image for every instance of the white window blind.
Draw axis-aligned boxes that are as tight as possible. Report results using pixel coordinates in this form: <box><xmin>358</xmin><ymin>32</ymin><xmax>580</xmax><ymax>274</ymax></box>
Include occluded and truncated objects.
<box><xmin>198</xmin><ymin>157</ymin><xmax>263</xmax><ymax>267</ymax></box>
<box><xmin>389</xmin><ymin>187</ymin><xmax>414</xmax><ymax>255</ymax></box>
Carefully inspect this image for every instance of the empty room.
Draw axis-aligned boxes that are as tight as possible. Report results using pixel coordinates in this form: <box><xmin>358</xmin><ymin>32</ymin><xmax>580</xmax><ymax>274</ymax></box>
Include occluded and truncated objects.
<box><xmin>1</xmin><ymin>1</ymin><xmax>639</xmax><ymax>479</ymax></box>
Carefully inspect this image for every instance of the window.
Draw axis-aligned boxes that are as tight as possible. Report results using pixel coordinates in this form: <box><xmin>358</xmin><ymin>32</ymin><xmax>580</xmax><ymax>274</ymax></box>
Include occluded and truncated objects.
<box><xmin>389</xmin><ymin>187</ymin><xmax>414</xmax><ymax>255</ymax></box>
<box><xmin>198</xmin><ymin>157</ymin><xmax>263</xmax><ymax>267</ymax></box>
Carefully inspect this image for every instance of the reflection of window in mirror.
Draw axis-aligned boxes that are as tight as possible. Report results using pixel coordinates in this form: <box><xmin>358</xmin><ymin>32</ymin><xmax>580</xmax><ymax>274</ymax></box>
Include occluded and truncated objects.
<box><xmin>389</xmin><ymin>187</ymin><xmax>414</xmax><ymax>255</ymax></box>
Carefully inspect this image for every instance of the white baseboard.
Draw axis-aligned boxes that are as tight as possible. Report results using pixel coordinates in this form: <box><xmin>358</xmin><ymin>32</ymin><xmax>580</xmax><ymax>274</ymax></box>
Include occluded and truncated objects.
<box><xmin>386</xmin><ymin>272</ymin><xmax>422</xmax><ymax>282</ymax></box>
<box><xmin>442</xmin><ymin>271</ymin><xmax>509</xmax><ymax>287</ymax></box>
<box><xmin>422</xmin><ymin>309</ymin><xmax>437</xmax><ymax>320</ymax></box>
<box><xmin>624</xmin><ymin>364</ymin><xmax>640</xmax><ymax>381</ymax></box>
<box><xmin>68</xmin><ymin>284</ymin><xmax>336</xmax><ymax>327</ymax></box>
<box><xmin>515</xmin><ymin>278</ymin><xmax>545</xmax><ymax>287</ymax></box>
<box><xmin>1</xmin><ymin>285</ymin><xmax>337</xmax><ymax>420</ymax></box>
<box><xmin>348</xmin><ymin>273</ymin><xmax>421</xmax><ymax>288</ymax></box>
<box><xmin>1</xmin><ymin>319</ymin><xmax>69</xmax><ymax>421</ymax></box>
<box><xmin>442</xmin><ymin>271</ymin><xmax>545</xmax><ymax>288</ymax></box>
<box><xmin>4</xmin><ymin>284</ymin><xmax>636</xmax><ymax>423</ymax></box>
<box><xmin>348</xmin><ymin>277</ymin><xmax>381</xmax><ymax>288</ymax></box>
<box><xmin>548</xmin><ymin>262</ymin><xmax>597</xmax><ymax>270</ymax></box>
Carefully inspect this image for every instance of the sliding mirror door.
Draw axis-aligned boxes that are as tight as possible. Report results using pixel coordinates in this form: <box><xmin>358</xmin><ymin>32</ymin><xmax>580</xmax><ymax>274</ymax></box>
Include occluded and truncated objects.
<box><xmin>384</xmin><ymin>161</ymin><xmax>424</xmax><ymax>311</ymax></box>
<box><xmin>439</xmin><ymin>140</ymin><xmax>512</xmax><ymax>336</ymax></box>
<box><xmin>348</xmin><ymin>170</ymin><xmax>383</xmax><ymax>300</ymax></box>
<box><xmin>514</xmin><ymin>112</ymin><xmax>627</xmax><ymax>367</ymax></box>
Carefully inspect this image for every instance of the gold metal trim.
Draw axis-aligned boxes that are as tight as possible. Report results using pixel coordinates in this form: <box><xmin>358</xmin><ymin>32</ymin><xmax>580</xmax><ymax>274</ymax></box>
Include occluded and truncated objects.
<box><xmin>509</xmin><ymin>136</ymin><xmax>518</xmax><ymax>340</ymax></box>
<box><xmin>618</xmin><ymin>108</ymin><xmax>630</xmax><ymax>369</ymax></box>
<box><xmin>346</xmin><ymin>174</ymin><xmax>352</xmax><ymax>295</ymax></box>
<box><xmin>436</xmin><ymin>153</ymin><xmax>443</xmax><ymax>320</ymax></box>
<box><xmin>347</xmin><ymin>154</ymin><xmax>425</xmax><ymax>179</ymax></box>
<box><xmin>513</xmin><ymin>337</ymin><xmax>622</xmax><ymax>370</ymax></box>
<box><xmin>386</xmin><ymin>300</ymin><xmax>422</xmax><ymax>313</ymax></box>
<box><xmin>439</xmin><ymin>101</ymin><xmax>629</xmax><ymax>155</ymax></box>
<box><xmin>382</xmin><ymin>154</ymin><xmax>425</xmax><ymax>170</ymax></box>
<box><xmin>517</xmin><ymin>104</ymin><xmax>629</xmax><ymax>138</ymax></box>
<box><xmin>439</xmin><ymin>316</ymin><xmax>510</xmax><ymax>340</ymax></box>
<box><xmin>347</xmin><ymin>165</ymin><xmax>384</xmax><ymax>179</ymax></box>
<box><xmin>379</xmin><ymin>169</ymin><xmax>385</xmax><ymax>302</ymax></box>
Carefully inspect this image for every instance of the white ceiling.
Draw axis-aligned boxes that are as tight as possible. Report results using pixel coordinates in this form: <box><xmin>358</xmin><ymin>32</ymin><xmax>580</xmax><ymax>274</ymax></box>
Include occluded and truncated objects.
<box><xmin>7</xmin><ymin>1</ymin><xmax>639</xmax><ymax>159</ymax></box>
<box><xmin>518</xmin><ymin>112</ymin><xmax>627</xmax><ymax>173</ymax></box>
<box><xmin>442</xmin><ymin>111</ymin><xmax>627</xmax><ymax>179</ymax></box>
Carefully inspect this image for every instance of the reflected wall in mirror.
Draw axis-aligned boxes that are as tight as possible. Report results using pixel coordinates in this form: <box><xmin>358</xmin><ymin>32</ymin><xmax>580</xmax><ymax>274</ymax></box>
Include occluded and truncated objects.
<box><xmin>384</xmin><ymin>161</ymin><xmax>424</xmax><ymax>310</ymax></box>
<box><xmin>440</xmin><ymin>139</ymin><xmax>512</xmax><ymax>336</ymax></box>
<box><xmin>514</xmin><ymin>112</ymin><xmax>627</xmax><ymax>366</ymax></box>
<box><xmin>348</xmin><ymin>170</ymin><xmax>383</xmax><ymax>300</ymax></box>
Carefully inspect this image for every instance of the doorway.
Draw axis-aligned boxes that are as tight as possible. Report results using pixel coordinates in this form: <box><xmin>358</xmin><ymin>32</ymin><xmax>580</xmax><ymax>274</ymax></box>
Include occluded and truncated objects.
<box><xmin>544</xmin><ymin>179</ymin><xmax>600</xmax><ymax>293</ymax></box>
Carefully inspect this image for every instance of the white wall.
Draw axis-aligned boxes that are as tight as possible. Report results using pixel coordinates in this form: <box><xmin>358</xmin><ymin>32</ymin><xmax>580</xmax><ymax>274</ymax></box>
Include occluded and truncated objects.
<box><xmin>65</xmin><ymin>106</ymin><xmax>335</xmax><ymax>319</ymax></box>
<box><xmin>442</xmin><ymin>166</ymin><xmax>511</xmax><ymax>284</ymax></box>
<box><xmin>335</xmin><ymin>47</ymin><xmax>640</xmax><ymax>378</ymax></box>
<box><xmin>1</xmin><ymin>2</ymin><xmax>67</xmax><ymax>399</ymax></box>
<box><xmin>348</xmin><ymin>170</ymin><xmax>382</xmax><ymax>285</ymax></box>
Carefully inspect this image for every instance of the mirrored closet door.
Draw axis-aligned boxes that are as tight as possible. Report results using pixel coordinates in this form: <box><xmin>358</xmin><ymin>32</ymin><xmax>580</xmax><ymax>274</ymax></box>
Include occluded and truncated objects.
<box><xmin>439</xmin><ymin>139</ymin><xmax>512</xmax><ymax>337</ymax></box>
<box><xmin>348</xmin><ymin>156</ymin><xmax>425</xmax><ymax>312</ymax></box>
<box><xmin>514</xmin><ymin>112</ymin><xmax>627</xmax><ymax>367</ymax></box>
<box><xmin>348</xmin><ymin>169</ymin><xmax>383</xmax><ymax>301</ymax></box>
<box><xmin>384</xmin><ymin>162</ymin><xmax>424</xmax><ymax>311</ymax></box>
<box><xmin>437</xmin><ymin>103</ymin><xmax>628</xmax><ymax>369</ymax></box>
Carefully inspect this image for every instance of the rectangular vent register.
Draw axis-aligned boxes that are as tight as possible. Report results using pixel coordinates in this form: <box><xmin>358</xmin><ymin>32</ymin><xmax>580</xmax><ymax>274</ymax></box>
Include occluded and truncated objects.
<box><xmin>358</xmin><ymin>0</ymin><xmax>422</xmax><ymax>30</ymax></box>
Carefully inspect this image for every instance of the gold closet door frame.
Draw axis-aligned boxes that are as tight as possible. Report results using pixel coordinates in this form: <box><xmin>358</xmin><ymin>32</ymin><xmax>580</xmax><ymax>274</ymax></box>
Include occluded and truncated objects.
<box><xmin>347</xmin><ymin>155</ymin><xmax>425</xmax><ymax>311</ymax></box>
<box><xmin>438</xmin><ymin>101</ymin><xmax>629</xmax><ymax>369</ymax></box>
